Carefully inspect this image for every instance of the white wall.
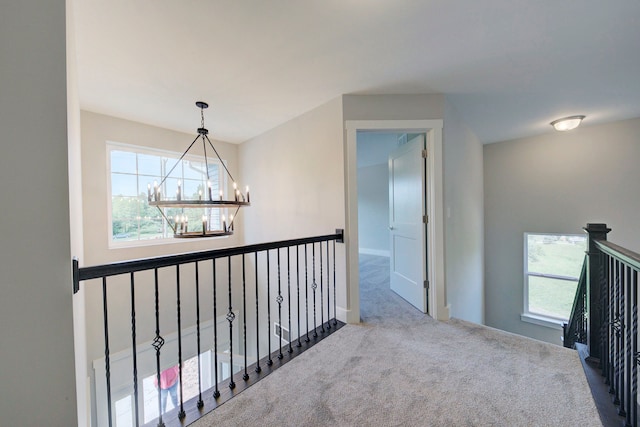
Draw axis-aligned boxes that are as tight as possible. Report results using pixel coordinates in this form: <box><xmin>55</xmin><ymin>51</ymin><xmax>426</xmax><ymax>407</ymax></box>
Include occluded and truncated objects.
<box><xmin>0</xmin><ymin>1</ymin><xmax>78</xmax><ymax>424</ymax></box>
<box><xmin>238</xmin><ymin>97</ymin><xmax>347</xmax><ymax>315</ymax></box>
<box><xmin>443</xmin><ymin>99</ymin><xmax>485</xmax><ymax>324</ymax></box>
<box><xmin>484</xmin><ymin>117</ymin><xmax>640</xmax><ymax>345</ymax></box>
<box><xmin>357</xmin><ymin>163</ymin><xmax>390</xmax><ymax>256</ymax></box>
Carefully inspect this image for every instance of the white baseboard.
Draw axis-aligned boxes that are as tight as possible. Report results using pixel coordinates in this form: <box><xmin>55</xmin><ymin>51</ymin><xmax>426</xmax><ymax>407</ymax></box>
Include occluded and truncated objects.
<box><xmin>358</xmin><ymin>248</ymin><xmax>390</xmax><ymax>257</ymax></box>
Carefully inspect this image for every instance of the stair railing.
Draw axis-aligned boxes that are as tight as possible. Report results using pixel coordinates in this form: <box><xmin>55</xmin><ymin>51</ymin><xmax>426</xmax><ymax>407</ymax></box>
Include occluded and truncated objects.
<box><xmin>74</xmin><ymin>230</ymin><xmax>344</xmax><ymax>427</ymax></box>
<box><xmin>572</xmin><ymin>223</ymin><xmax>640</xmax><ymax>427</ymax></box>
<box><xmin>562</xmin><ymin>255</ymin><xmax>588</xmax><ymax>349</ymax></box>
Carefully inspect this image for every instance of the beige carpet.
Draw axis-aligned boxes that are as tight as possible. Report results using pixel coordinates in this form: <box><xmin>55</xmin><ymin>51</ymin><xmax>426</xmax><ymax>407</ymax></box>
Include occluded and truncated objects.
<box><xmin>194</xmin><ymin>254</ymin><xmax>601</xmax><ymax>427</ymax></box>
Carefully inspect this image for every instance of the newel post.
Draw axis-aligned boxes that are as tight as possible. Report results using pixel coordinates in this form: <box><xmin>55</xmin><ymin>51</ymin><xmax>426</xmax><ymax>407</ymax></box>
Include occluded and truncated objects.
<box><xmin>584</xmin><ymin>223</ymin><xmax>611</xmax><ymax>362</ymax></box>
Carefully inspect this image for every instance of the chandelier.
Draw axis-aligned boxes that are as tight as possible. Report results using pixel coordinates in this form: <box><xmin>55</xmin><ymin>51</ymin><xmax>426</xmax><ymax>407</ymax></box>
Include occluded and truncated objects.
<box><xmin>148</xmin><ymin>101</ymin><xmax>250</xmax><ymax>238</ymax></box>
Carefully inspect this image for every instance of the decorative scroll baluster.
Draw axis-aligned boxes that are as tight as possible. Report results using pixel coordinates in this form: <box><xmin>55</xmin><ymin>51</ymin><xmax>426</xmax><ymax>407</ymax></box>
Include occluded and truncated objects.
<box><xmin>152</xmin><ymin>269</ymin><xmax>165</xmax><ymax>427</ymax></box>
<box><xmin>227</xmin><ymin>256</ymin><xmax>236</xmax><ymax>389</ymax></box>
<box><xmin>266</xmin><ymin>251</ymin><xmax>273</xmax><ymax>366</ymax></box>
<box><xmin>296</xmin><ymin>245</ymin><xmax>302</xmax><ymax>347</ymax></box>
<box><xmin>129</xmin><ymin>273</ymin><xmax>140</xmax><ymax>427</ymax></box>
<box><xmin>609</xmin><ymin>256</ymin><xmax>615</xmax><ymax>392</ymax></box>
<box><xmin>312</xmin><ymin>243</ymin><xmax>318</xmax><ymax>338</ymax></box>
<box><xmin>333</xmin><ymin>240</ymin><xmax>337</xmax><ymax>326</ymax></box>
<box><xmin>320</xmin><ymin>241</ymin><xmax>325</xmax><ymax>333</ymax></box>
<box><xmin>255</xmin><ymin>252</ymin><xmax>261</xmax><ymax>373</ymax></box>
<box><xmin>242</xmin><ymin>254</ymin><xmax>249</xmax><ymax>381</ymax></box>
<box><xmin>624</xmin><ymin>265</ymin><xmax>632</xmax><ymax>425</ymax></box>
<box><xmin>102</xmin><ymin>277</ymin><xmax>113</xmax><ymax>427</ymax></box>
<box><xmin>305</xmin><ymin>244</ymin><xmax>310</xmax><ymax>343</ymax></box>
<box><xmin>631</xmin><ymin>269</ymin><xmax>638</xmax><ymax>427</ymax></box>
<box><xmin>195</xmin><ymin>263</ymin><xmax>204</xmax><ymax>408</ymax></box>
<box><xmin>176</xmin><ymin>266</ymin><xmax>186</xmax><ymax>419</ymax></box>
<box><xmin>212</xmin><ymin>259</ymin><xmax>220</xmax><ymax>399</ymax></box>
<box><xmin>326</xmin><ymin>241</ymin><xmax>331</xmax><ymax>329</ymax></box>
<box><xmin>617</xmin><ymin>260</ymin><xmax>625</xmax><ymax>414</ymax></box>
<box><xmin>287</xmin><ymin>247</ymin><xmax>293</xmax><ymax>354</ymax></box>
<box><xmin>277</xmin><ymin>248</ymin><xmax>284</xmax><ymax>360</ymax></box>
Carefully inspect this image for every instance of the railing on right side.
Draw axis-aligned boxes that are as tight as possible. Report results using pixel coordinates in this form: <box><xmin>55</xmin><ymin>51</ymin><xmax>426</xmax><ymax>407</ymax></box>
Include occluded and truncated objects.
<box><xmin>572</xmin><ymin>223</ymin><xmax>640</xmax><ymax>427</ymax></box>
<box><xmin>562</xmin><ymin>255</ymin><xmax>587</xmax><ymax>349</ymax></box>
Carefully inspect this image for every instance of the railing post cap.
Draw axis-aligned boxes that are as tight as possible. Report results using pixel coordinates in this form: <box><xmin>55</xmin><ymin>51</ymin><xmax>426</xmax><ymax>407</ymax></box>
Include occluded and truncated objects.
<box><xmin>584</xmin><ymin>223</ymin><xmax>611</xmax><ymax>234</ymax></box>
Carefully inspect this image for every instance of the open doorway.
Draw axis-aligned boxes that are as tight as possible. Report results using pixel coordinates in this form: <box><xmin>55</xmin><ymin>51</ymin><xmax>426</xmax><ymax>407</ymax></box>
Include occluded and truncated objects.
<box><xmin>357</xmin><ymin>131</ymin><xmax>428</xmax><ymax>316</ymax></box>
<box><xmin>344</xmin><ymin>120</ymin><xmax>448</xmax><ymax>324</ymax></box>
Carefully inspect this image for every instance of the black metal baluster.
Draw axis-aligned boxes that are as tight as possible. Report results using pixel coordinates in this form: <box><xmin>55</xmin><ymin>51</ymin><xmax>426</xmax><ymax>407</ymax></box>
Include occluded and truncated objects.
<box><xmin>320</xmin><ymin>241</ymin><xmax>325</xmax><ymax>332</ymax></box>
<box><xmin>312</xmin><ymin>243</ymin><xmax>318</xmax><ymax>338</ymax></box>
<box><xmin>617</xmin><ymin>260</ymin><xmax>626</xmax><ymax>415</ymax></box>
<box><xmin>255</xmin><ymin>252</ymin><xmax>261</xmax><ymax>373</ymax></box>
<box><xmin>631</xmin><ymin>269</ymin><xmax>638</xmax><ymax>427</ymax></box>
<box><xmin>277</xmin><ymin>248</ymin><xmax>284</xmax><ymax>360</ymax></box>
<box><xmin>130</xmin><ymin>273</ymin><xmax>140</xmax><ymax>427</ymax></box>
<box><xmin>304</xmin><ymin>244</ymin><xmax>310</xmax><ymax>343</ymax></box>
<box><xmin>326</xmin><ymin>241</ymin><xmax>331</xmax><ymax>329</ymax></box>
<box><xmin>102</xmin><ymin>277</ymin><xmax>113</xmax><ymax>427</ymax></box>
<box><xmin>212</xmin><ymin>259</ymin><xmax>220</xmax><ymax>399</ymax></box>
<box><xmin>152</xmin><ymin>269</ymin><xmax>165</xmax><ymax>427</ymax></box>
<box><xmin>333</xmin><ymin>239</ymin><xmax>337</xmax><ymax>326</ymax></box>
<box><xmin>609</xmin><ymin>256</ymin><xmax>615</xmax><ymax>393</ymax></box>
<box><xmin>176</xmin><ymin>266</ymin><xmax>186</xmax><ymax>419</ymax></box>
<box><xmin>287</xmin><ymin>246</ymin><xmax>293</xmax><ymax>354</ymax></box>
<box><xmin>267</xmin><ymin>251</ymin><xmax>273</xmax><ymax>366</ymax></box>
<box><xmin>242</xmin><ymin>254</ymin><xmax>249</xmax><ymax>381</ymax></box>
<box><xmin>227</xmin><ymin>256</ymin><xmax>236</xmax><ymax>389</ymax></box>
<box><xmin>624</xmin><ymin>265</ymin><xmax>632</xmax><ymax>425</ymax></box>
<box><xmin>296</xmin><ymin>245</ymin><xmax>302</xmax><ymax>347</ymax></box>
<box><xmin>195</xmin><ymin>263</ymin><xmax>204</xmax><ymax>408</ymax></box>
<box><xmin>601</xmin><ymin>253</ymin><xmax>610</xmax><ymax>384</ymax></box>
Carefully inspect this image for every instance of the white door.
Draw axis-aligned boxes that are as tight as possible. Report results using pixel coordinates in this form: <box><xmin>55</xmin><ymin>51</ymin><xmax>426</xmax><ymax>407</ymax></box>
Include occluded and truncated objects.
<box><xmin>388</xmin><ymin>134</ymin><xmax>428</xmax><ymax>313</ymax></box>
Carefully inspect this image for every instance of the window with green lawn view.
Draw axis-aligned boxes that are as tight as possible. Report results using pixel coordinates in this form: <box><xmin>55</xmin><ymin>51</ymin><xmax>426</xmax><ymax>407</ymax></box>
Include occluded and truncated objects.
<box><xmin>524</xmin><ymin>233</ymin><xmax>587</xmax><ymax>321</ymax></box>
<box><xmin>108</xmin><ymin>142</ymin><xmax>224</xmax><ymax>244</ymax></box>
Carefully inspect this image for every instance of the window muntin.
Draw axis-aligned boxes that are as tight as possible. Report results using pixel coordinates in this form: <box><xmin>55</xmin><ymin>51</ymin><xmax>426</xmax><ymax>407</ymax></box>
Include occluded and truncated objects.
<box><xmin>107</xmin><ymin>142</ymin><xmax>224</xmax><ymax>245</ymax></box>
<box><xmin>524</xmin><ymin>233</ymin><xmax>587</xmax><ymax>322</ymax></box>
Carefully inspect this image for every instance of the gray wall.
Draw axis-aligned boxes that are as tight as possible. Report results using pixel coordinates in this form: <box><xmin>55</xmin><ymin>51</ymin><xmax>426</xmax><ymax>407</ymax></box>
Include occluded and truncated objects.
<box><xmin>357</xmin><ymin>163</ymin><xmax>390</xmax><ymax>256</ymax></box>
<box><xmin>443</xmin><ymin>99</ymin><xmax>485</xmax><ymax>324</ymax></box>
<box><xmin>484</xmin><ymin>117</ymin><xmax>640</xmax><ymax>345</ymax></box>
<box><xmin>0</xmin><ymin>0</ymin><xmax>78</xmax><ymax>424</ymax></box>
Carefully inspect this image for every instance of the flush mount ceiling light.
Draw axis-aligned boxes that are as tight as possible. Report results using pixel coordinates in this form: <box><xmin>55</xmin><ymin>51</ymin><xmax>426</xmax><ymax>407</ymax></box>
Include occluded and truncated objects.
<box><xmin>148</xmin><ymin>101</ymin><xmax>250</xmax><ymax>238</ymax></box>
<box><xmin>550</xmin><ymin>115</ymin><xmax>585</xmax><ymax>132</ymax></box>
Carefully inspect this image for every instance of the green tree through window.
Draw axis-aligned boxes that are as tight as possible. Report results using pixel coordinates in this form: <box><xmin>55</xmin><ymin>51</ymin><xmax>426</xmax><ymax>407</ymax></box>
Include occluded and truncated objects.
<box><xmin>109</xmin><ymin>142</ymin><xmax>223</xmax><ymax>244</ymax></box>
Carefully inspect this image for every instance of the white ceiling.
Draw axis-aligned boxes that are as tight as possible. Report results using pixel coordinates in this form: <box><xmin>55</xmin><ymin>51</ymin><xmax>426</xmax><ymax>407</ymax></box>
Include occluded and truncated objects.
<box><xmin>73</xmin><ymin>1</ymin><xmax>640</xmax><ymax>144</ymax></box>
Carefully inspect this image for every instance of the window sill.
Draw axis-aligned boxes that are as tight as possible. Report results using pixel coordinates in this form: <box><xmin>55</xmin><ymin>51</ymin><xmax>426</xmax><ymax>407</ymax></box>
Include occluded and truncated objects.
<box><xmin>520</xmin><ymin>313</ymin><xmax>565</xmax><ymax>330</ymax></box>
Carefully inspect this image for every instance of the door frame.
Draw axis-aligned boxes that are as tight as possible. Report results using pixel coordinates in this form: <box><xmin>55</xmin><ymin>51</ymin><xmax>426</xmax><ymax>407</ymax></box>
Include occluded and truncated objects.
<box><xmin>344</xmin><ymin>120</ymin><xmax>449</xmax><ymax>323</ymax></box>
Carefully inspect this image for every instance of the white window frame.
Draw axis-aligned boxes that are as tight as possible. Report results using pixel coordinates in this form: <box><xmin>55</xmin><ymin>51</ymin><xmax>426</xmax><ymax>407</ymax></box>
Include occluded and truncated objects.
<box><xmin>521</xmin><ymin>232</ymin><xmax>586</xmax><ymax>330</ymax></box>
<box><xmin>106</xmin><ymin>141</ymin><xmax>227</xmax><ymax>248</ymax></box>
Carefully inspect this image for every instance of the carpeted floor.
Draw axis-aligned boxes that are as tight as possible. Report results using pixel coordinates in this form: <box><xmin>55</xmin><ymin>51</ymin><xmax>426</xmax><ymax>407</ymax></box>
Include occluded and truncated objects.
<box><xmin>195</xmin><ymin>254</ymin><xmax>602</xmax><ymax>426</ymax></box>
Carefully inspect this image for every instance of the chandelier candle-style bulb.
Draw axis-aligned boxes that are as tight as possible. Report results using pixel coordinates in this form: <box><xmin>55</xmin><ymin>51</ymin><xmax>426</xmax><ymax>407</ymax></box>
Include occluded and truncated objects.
<box><xmin>147</xmin><ymin>183</ymin><xmax>152</xmax><ymax>202</ymax></box>
<box><xmin>175</xmin><ymin>215</ymin><xmax>180</xmax><ymax>233</ymax></box>
<box><xmin>222</xmin><ymin>215</ymin><xmax>227</xmax><ymax>233</ymax></box>
<box><xmin>198</xmin><ymin>190</ymin><xmax>202</xmax><ymax>200</ymax></box>
<box><xmin>246</xmin><ymin>186</ymin><xmax>250</xmax><ymax>203</ymax></box>
<box><xmin>202</xmin><ymin>215</ymin><xmax>207</xmax><ymax>235</ymax></box>
<box><xmin>219</xmin><ymin>190</ymin><xmax>223</xmax><ymax>201</ymax></box>
<box><xmin>154</xmin><ymin>181</ymin><xmax>158</xmax><ymax>201</ymax></box>
<box><xmin>208</xmin><ymin>181</ymin><xmax>212</xmax><ymax>201</ymax></box>
<box><xmin>184</xmin><ymin>215</ymin><xmax>188</xmax><ymax>233</ymax></box>
<box><xmin>177</xmin><ymin>181</ymin><xmax>182</xmax><ymax>201</ymax></box>
<box><xmin>229</xmin><ymin>214</ymin><xmax>234</xmax><ymax>231</ymax></box>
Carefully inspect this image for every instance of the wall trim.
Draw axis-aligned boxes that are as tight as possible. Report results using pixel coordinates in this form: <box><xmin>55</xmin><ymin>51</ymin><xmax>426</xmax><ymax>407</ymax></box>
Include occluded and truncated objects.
<box><xmin>358</xmin><ymin>248</ymin><xmax>390</xmax><ymax>257</ymax></box>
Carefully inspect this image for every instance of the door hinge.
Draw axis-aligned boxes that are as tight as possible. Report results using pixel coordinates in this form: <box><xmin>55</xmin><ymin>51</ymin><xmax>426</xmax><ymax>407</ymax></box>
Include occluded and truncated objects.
<box><xmin>424</xmin><ymin>280</ymin><xmax>429</xmax><ymax>290</ymax></box>
<box><xmin>423</xmin><ymin>215</ymin><xmax>428</xmax><ymax>224</ymax></box>
<box><xmin>422</xmin><ymin>149</ymin><xmax>428</xmax><ymax>158</ymax></box>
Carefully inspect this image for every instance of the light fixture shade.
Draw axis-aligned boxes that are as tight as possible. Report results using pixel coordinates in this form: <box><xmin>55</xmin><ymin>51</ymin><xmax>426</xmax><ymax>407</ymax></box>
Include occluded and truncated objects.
<box><xmin>550</xmin><ymin>115</ymin><xmax>585</xmax><ymax>131</ymax></box>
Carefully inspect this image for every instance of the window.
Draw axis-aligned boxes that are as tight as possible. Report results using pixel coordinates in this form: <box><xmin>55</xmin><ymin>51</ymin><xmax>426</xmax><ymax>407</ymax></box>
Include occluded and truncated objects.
<box><xmin>108</xmin><ymin>142</ymin><xmax>225</xmax><ymax>245</ymax></box>
<box><xmin>524</xmin><ymin>233</ymin><xmax>587</xmax><ymax>325</ymax></box>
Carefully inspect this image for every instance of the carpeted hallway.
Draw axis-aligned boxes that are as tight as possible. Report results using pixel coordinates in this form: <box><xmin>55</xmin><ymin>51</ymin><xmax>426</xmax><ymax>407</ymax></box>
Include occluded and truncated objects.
<box><xmin>195</xmin><ymin>254</ymin><xmax>601</xmax><ymax>426</ymax></box>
